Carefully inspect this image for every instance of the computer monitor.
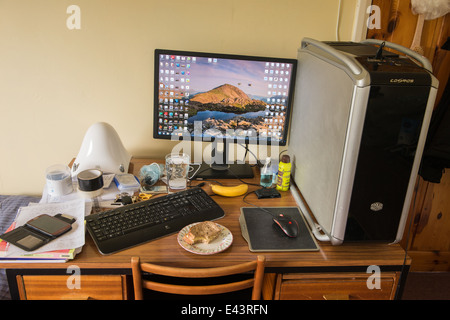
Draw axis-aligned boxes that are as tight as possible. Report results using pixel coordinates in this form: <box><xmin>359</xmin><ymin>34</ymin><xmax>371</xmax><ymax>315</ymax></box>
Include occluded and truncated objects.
<box><xmin>154</xmin><ymin>49</ymin><xmax>297</xmax><ymax>179</ymax></box>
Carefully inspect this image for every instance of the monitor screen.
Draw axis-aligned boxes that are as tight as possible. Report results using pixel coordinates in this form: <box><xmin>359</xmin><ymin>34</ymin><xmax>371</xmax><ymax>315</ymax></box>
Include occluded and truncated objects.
<box><xmin>154</xmin><ymin>49</ymin><xmax>297</xmax><ymax>147</ymax></box>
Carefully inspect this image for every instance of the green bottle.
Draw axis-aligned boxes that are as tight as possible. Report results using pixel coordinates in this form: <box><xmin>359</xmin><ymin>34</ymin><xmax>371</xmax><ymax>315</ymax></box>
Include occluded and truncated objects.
<box><xmin>276</xmin><ymin>155</ymin><xmax>291</xmax><ymax>191</ymax></box>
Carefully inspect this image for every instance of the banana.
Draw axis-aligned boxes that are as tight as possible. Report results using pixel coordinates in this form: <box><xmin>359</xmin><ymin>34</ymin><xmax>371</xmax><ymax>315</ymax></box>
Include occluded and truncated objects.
<box><xmin>211</xmin><ymin>184</ymin><xmax>248</xmax><ymax>197</ymax></box>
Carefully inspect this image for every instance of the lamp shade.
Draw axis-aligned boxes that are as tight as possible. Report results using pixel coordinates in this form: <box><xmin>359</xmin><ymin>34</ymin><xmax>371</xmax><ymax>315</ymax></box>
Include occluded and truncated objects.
<box><xmin>71</xmin><ymin>122</ymin><xmax>131</xmax><ymax>177</ymax></box>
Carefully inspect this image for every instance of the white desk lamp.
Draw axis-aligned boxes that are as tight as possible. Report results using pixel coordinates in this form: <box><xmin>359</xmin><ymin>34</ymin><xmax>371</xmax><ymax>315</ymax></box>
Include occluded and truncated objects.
<box><xmin>71</xmin><ymin>122</ymin><xmax>131</xmax><ymax>177</ymax></box>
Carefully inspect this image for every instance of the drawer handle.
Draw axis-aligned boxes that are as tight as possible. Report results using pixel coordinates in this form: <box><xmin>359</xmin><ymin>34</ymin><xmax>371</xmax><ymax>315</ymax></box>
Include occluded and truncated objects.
<box><xmin>60</xmin><ymin>294</ymin><xmax>94</xmax><ymax>300</ymax></box>
<box><xmin>323</xmin><ymin>294</ymin><xmax>350</xmax><ymax>300</ymax></box>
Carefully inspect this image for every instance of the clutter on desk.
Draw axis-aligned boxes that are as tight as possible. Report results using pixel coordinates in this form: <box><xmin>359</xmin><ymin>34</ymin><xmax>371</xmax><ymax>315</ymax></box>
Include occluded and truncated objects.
<box><xmin>276</xmin><ymin>154</ymin><xmax>291</xmax><ymax>191</ymax></box>
<box><xmin>77</xmin><ymin>169</ymin><xmax>104</xmax><ymax>198</ymax></box>
<box><xmin>260</xmin><ymin>157</ymin><xmax>273</xmax><ymax>188</ymax></box>
<box><xmin>140</xmin><ymin>185</ymin><xmax>167</xmax><ymax>194</ymax></box>
<box><xmin>113</xmin><ymin>193</ymin><xmax>134</xmax><ymax>205</ymax></box>
<box><xmin>71</xmin><ymin>122</ymin><xmax>131</xmax><ymax>177</ymax></box>
<box><xmin>42</xmin><ymin>162</ymin><xmax>150</xmax><ymax>213</ymax></box>
<box><xmin>165</xmin><ymin>153</ymin><xmax>190</xmax><ymax>192</ymax></box>
<box><xmin>114</xmin><ymin>173</ymin><xmax>140</xmax><ymax>193</ymax></box>
<box><xmin>110</xmin><ymin>192</ymin><xmax>152</xmax><ymax>205</ymax></box>
<box><xmin>0</xmin><ymin>213</ymin><xmax>75</xmax><ymax>252</ymax></box>
<box><xmin>139</xmin><ymin>163</ymin><xmax>163</xmax><ymax>187</ymax></box>
<box><xmin>43</xmin><ymin>165</ymin><xmax>115</xmax><ymax>202</ymax></box>
<box><xmin>45</xmin><ymin>164</ymin><xmax>73</xmax><ymax>198</ymax></box>
<box><xmin>254</xmin><ymin>187</ymin><xmax>281</xmax><ymax>199</ymax></box>
<box><xmin>42</xmin><ymin>167</ymin><xmax>117</xmax><ymax>211</ymax></box>
<box><xmin>137</xmin><ymin>193</ymin><xmax>152</xmax><ymax>201</ymax></box>
<box><xmin>0</xmin><ymin>199</ymin><xmax>87</xmax><ymax>262</ymax></box>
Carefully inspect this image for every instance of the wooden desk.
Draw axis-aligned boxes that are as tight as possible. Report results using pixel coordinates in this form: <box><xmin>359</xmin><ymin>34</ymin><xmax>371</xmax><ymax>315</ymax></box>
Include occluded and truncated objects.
<box><xmin>1</xmin><ymin>158</ymin><xmax>410</xmax><ymax>300</ymax></box>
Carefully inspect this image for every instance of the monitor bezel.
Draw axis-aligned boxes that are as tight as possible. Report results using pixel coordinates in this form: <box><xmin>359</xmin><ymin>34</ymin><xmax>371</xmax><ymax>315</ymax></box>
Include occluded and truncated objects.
<box><xmin>153</xmin><ymin>48</ymin><xmax>297</xmax><ymax>147</ymax></box>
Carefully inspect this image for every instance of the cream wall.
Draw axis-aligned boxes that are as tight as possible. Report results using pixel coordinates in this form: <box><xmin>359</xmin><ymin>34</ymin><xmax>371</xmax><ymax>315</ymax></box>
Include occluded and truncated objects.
<box><xmin>0</xmin><ymin>0</ymin><xmax>358</xmax><ymax>195</ymax></box>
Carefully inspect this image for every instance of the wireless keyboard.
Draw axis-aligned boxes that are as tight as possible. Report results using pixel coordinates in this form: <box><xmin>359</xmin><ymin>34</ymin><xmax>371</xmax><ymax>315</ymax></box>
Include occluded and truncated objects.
<box><xmin>85</xmin><ymin>187</ymin><xmax>225</xmax><ymax>254</ymax></box>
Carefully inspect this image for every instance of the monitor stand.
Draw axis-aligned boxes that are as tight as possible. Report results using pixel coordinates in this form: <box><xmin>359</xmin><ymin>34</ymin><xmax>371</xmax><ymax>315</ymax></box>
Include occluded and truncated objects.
<box><xmin>194</xmin><ymin>163</ymin><xmax>254</xmax><ymax>179</ymax></box>
<box><xmin>193</xmin><ymin>141</ymin><xmax>254</xmax><ymax>179</ymax></box>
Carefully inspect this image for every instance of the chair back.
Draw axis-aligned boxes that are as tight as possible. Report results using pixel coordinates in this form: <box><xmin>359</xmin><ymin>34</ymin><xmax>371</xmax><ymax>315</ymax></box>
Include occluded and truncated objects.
<box><xmin>131</xmin><ymin>256</ymin><xmax>265</xmax><ymax>300</ymax></box>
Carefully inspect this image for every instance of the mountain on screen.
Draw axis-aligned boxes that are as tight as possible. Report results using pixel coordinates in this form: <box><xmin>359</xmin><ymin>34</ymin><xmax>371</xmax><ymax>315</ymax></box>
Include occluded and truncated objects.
<box><xmin>190</xmin><ymin>84</ymin><xmax>264</xmax><ymax>109</ymax></box>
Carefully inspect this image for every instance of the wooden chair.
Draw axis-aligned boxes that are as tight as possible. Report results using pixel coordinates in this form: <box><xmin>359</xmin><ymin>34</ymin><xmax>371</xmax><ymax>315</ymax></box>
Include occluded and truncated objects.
<box><xmin>131</xmin><ymin>256</ymin><xmax>265</xmax><ymax>300</ymax></box>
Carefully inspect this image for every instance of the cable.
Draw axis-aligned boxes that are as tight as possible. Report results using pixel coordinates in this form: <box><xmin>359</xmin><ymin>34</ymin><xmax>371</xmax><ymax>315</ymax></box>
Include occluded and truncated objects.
<box><xmin>237</xmin><ymin>143</ymin><xmax>262</xmax><ymax>167</ymax></box>
<box><xmin>187</xmin><ymin>163</ymin><xmax>202</xmax><ymax>180</ymax></box>
<box><xmin>242</xmin><ymin>190</ymin><xmax>278</xmax><ymax>218</ymax></box>
<box><xmin>375</xmin><ymin>41</ymin><xmax>386</xmax><ymax>60</ymax></box>
<box><xmin>226</xmin><ymin>166</ymin><xmax>261</xmax><ymax>187</ymax></box>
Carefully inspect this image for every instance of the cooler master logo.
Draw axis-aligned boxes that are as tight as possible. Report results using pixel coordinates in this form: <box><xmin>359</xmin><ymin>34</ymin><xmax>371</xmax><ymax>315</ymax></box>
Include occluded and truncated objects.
<box><xmin>370</xmin><ymin>202</ymin><xmax>383</xmax><ymax>212</ymax></box>
<box><xmin>390</xmin><ymin>78</ymin><xmax>415</xmax><ymax>84</ymax></box>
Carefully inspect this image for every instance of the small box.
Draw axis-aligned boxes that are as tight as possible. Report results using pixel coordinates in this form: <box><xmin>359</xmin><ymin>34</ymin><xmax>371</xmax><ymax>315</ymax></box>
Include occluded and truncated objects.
<box><xmin>114</xmin><ymin>174</ymin><xmax>140</xmax><ymax>193</ymax></box>
<box><xmin>254</xmin><ymin>187</ymin><xmax>281</xmax><ymax>199</ymax></box>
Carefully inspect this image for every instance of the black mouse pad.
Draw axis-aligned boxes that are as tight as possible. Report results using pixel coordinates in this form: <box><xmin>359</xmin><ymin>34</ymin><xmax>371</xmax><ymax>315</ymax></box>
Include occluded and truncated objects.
<box><xmin>239</xmin><ymin>207</ymin><xmax>319</xmax><ymax>252</ymax></box>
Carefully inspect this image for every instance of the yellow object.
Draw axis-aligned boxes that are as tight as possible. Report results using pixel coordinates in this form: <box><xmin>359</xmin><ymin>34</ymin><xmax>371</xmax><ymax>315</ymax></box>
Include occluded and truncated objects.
<box><xmin>211</xmin><ymin>184</ymin><xmax>248</xmax><ymax>197</ymax></box>
<box><xmin>276</xmin><ymin>155</ymin><xmax>291</xmax><ymax>191</ymax></box>
<box><xmin>138</xmin><ymin>193</ymin><xmax>152</xmax><ymax>201</ymax></box>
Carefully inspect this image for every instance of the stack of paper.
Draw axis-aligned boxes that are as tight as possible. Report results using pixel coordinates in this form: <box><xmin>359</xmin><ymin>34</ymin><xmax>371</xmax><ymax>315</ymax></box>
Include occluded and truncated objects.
<box><xmin>0</xmin><ymin>199</ymin><xmax>89</xmax><ymax>263</ymax></box>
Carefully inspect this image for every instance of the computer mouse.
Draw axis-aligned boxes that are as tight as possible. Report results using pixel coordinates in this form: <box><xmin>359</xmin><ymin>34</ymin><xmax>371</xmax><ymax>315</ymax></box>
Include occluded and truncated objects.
<box><xmin>273</xmin><ymin>213</ymin><xmax>299</xmax><ymax>238</ymax></box>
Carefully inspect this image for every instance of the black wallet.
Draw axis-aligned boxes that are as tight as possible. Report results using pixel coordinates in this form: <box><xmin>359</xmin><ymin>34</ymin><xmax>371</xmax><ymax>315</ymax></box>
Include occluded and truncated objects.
<box><xmin>0</xmin><ymin>213</ymin><xmax>76</xmax><ymax>252</ymax></box>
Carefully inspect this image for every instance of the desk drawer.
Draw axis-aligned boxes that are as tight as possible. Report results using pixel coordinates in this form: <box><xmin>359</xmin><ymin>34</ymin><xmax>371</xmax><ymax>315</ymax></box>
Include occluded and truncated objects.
<box><xmin>17</xmin><ymin>275</ymin><xmax>129</xmax><ymax>300</ymax></box>
<box><xmin>274</xmin><ymin>272</ymin><xmax>400</xmax><ymax>300</ymax></box>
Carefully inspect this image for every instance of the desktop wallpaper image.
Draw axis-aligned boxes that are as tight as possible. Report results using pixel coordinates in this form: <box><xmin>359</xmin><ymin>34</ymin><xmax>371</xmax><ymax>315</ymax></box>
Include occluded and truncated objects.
<box><xmin>158</xmin><ymin>54</ymin><xmax>293</xmax><ymax>141</ymax></box>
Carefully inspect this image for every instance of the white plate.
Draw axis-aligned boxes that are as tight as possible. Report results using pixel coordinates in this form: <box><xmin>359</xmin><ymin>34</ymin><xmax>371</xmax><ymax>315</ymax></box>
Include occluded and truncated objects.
<box><xmin>177</xmin><ymin>222</ymin><xmax>233</xmax><ymax>255</ymax></box>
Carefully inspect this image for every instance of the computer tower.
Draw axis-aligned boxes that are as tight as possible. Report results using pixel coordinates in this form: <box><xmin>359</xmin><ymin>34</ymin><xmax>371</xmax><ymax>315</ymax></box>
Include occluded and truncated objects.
<box><xmin>288</xmin><ymin>38</ymin><xmax>438</xmax><ymax>245</ymax></box>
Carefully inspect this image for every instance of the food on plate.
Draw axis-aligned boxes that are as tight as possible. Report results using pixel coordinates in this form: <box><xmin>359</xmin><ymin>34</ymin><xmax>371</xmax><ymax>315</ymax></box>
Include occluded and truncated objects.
<box><xmin>183</xmin><ymin>221</ymin><xmax>222</xmax><ymax>245</ymax></box>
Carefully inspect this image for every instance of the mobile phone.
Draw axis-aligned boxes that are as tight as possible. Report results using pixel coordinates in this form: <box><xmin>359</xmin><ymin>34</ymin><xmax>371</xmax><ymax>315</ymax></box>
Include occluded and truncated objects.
<box><xmin>26</xmin><ymin>214</ymin><xmax>72</xmax><ymax>237</ymax></box>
